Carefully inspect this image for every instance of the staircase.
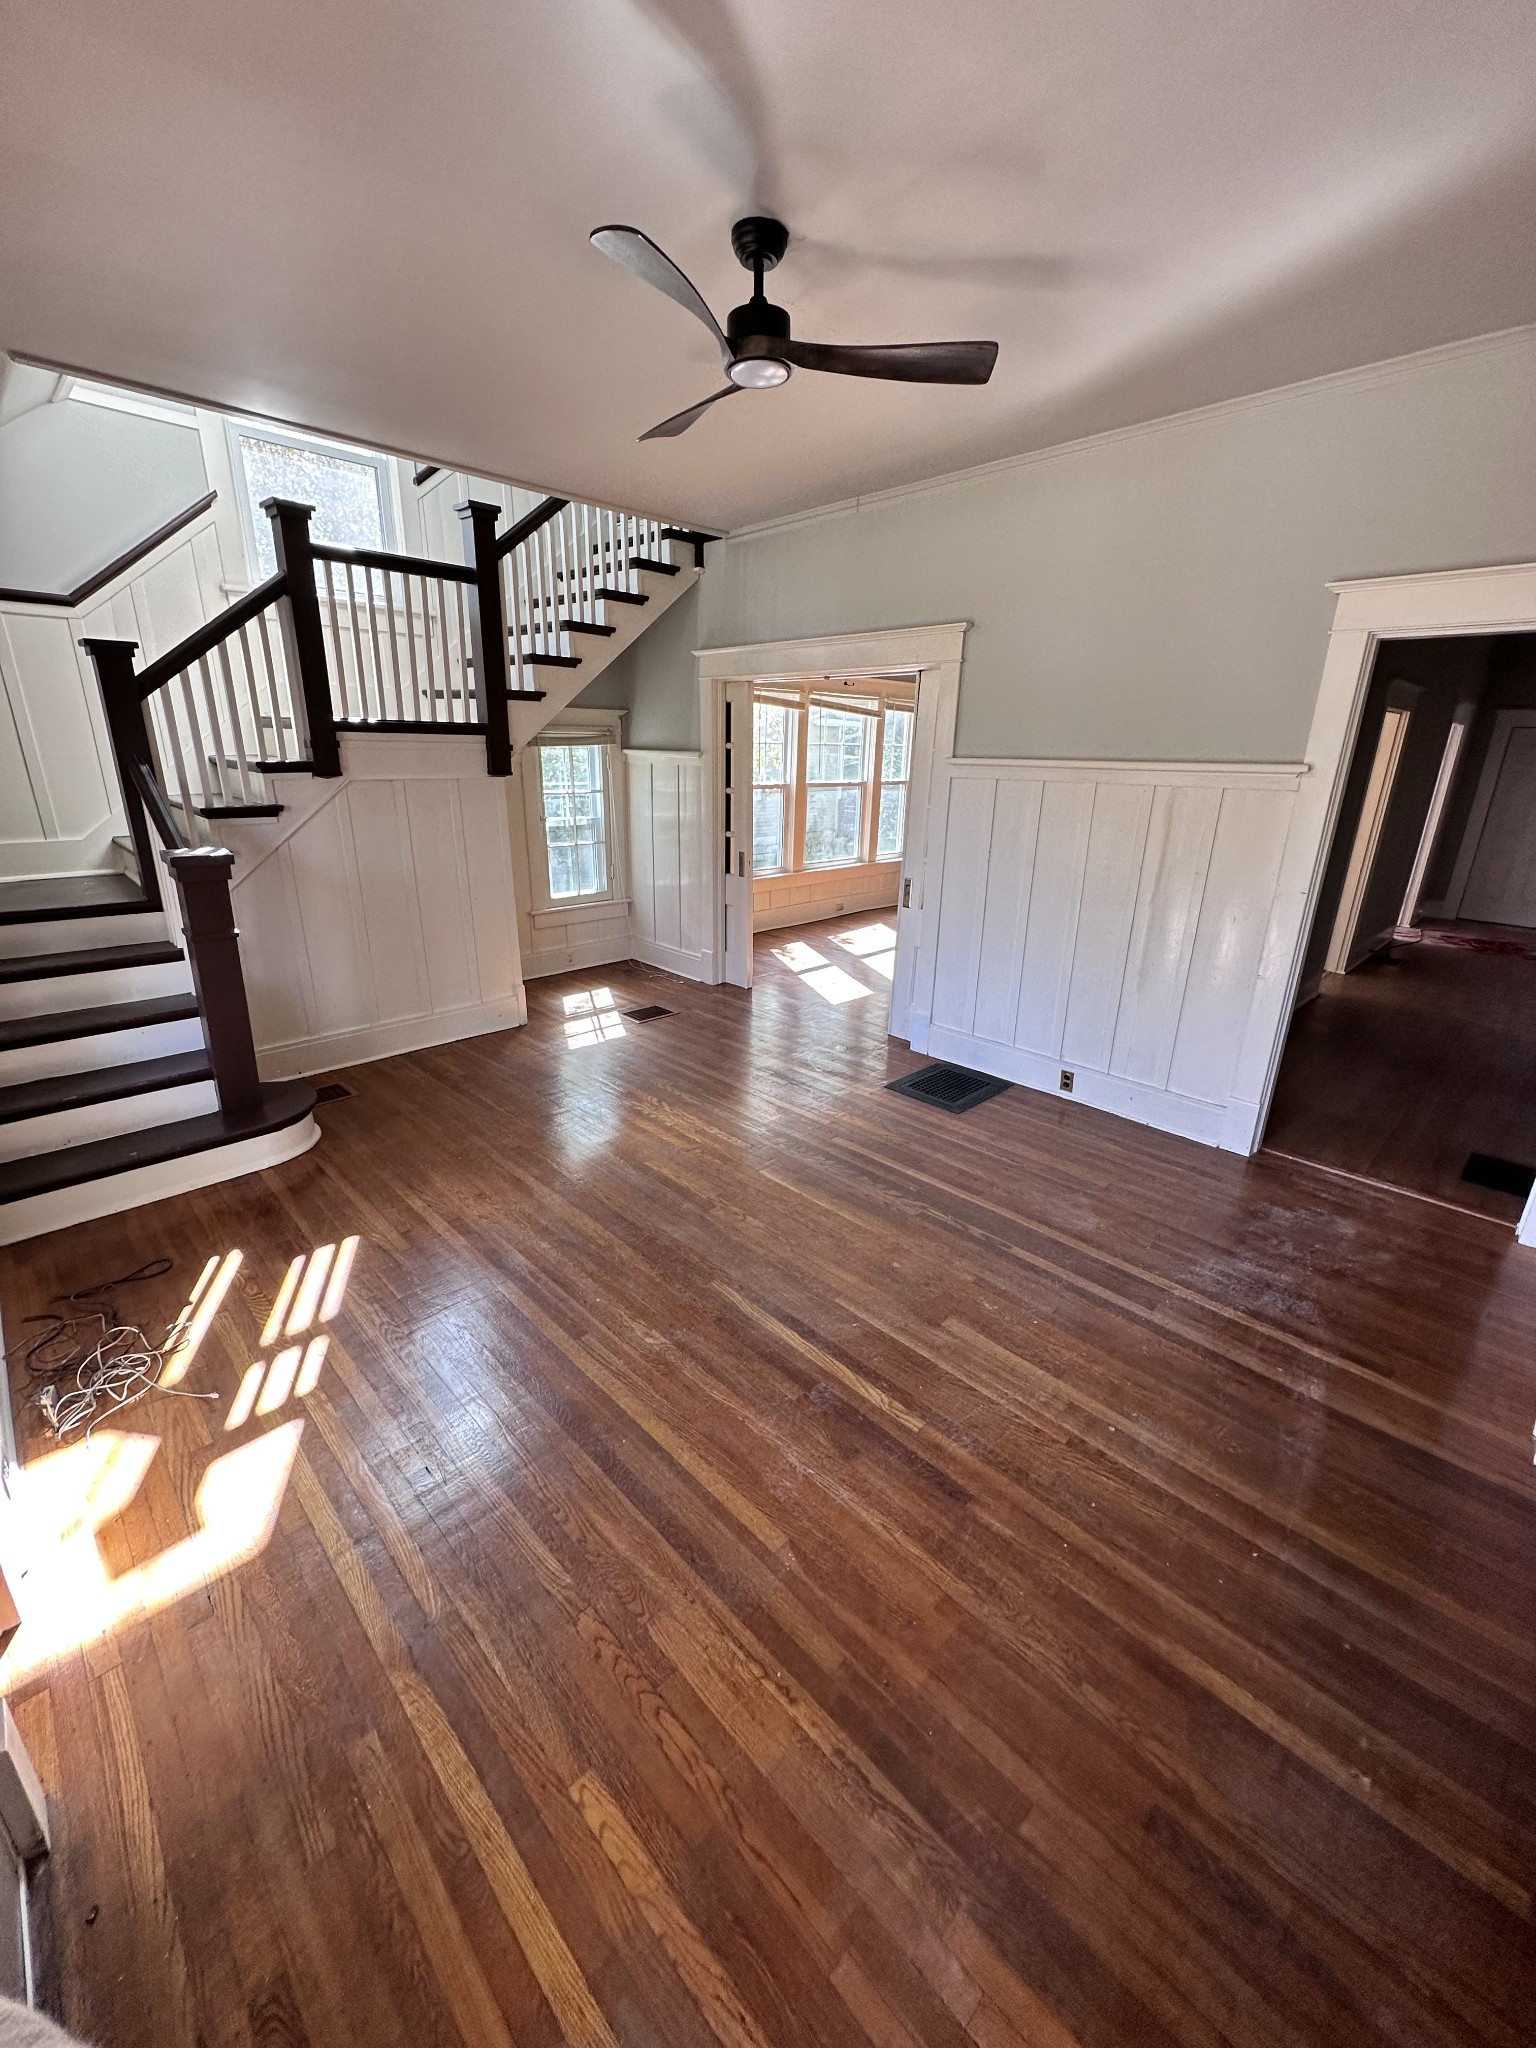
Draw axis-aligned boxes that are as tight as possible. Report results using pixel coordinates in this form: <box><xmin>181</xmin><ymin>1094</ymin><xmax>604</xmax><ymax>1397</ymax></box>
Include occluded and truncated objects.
<box><xmin>0</xmin><ymin>487</ymin><xmax>703</xmax><ymax>1243</ymax></box>
<box><xmin>0</xmin><ymin>875</ymin><xmax>315</xmax><ymax>1245</ymax></box>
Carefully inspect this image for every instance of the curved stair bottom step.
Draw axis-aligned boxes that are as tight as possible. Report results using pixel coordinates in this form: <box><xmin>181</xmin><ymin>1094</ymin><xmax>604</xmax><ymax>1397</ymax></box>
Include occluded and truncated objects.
<box><xmin>0</xmin><ymin>1083</ymin><xmax>319</xmax><ymax>1246</ymax></box>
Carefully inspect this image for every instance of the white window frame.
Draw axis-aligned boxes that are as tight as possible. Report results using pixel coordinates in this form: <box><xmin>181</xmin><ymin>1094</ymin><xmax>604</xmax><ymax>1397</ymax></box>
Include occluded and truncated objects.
<box><xmin>525</xmin><ymin>710</ymin><xmax>629</xmax><ymax>917</ymax></box>
<box><xmin>225</xmin><ymin>417</ymin><xmax>399</xmax><ymax>587</ymax></box>
<box><xmin>749</xmin><ymin>678</ymin><xmax>917</xmax><ymax>877</ymax></box>
<box><xmin>751</xmin><ymin>694</ymin><xmax>799</xmax><ymax>876</ymax></box>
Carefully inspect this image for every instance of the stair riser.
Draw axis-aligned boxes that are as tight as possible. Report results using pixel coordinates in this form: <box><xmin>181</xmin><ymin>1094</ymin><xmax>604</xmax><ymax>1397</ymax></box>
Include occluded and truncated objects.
<box><xmin>0</xmin><ymin>1080</ymin><xmax>220</xmax><ymax>1164</ymax></box>
<box><xmin>0</xmin><ymin>1017</ymin><xmax>205</xmax><ymax>1088</ymax></box>
<box><xmin>0</xmin><ymin>1114</ymin><xmax>319</xmax><ymax>1247</ymax></box>
<box><xmin>0</xmin><ymin>962</ymin><xmax>193</xmax><ymax>1021</ymax></box>
<box><xmin>0</xmin><ymin>912</ymin><xmax>170</xmax><ymax>961</ymax></box>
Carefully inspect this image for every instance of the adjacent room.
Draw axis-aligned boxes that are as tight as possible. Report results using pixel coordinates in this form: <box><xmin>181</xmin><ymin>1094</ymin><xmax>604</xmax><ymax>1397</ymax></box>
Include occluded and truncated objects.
<box><xmin>0</xmin><ymin>7</ymin><xmax>1534</xmax><ymax>2048</ymax></box>
<box><xmin>1265</xmin><ymin>631</ymin><xmax>1536</xmax><ymax>1222</ymax></box>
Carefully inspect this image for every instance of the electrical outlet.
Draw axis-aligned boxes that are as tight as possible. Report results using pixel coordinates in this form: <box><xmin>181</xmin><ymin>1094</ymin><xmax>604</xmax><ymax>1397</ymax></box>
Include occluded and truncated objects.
<box><xmin>1059</xmin><ymin>1069</ymin><xmax>1074</xmax><ymax>1093</ymax></box>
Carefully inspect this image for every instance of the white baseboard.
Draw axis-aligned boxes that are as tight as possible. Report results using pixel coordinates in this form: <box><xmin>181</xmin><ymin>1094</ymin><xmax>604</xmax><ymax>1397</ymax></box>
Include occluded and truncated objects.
<box><xmin>915</xmin><ymin>1021</ymin><xmax>1238</xmax><ymax>1151</ymax></box>
<box><xmin>256</xmin><ymin>996</ymin><xmax>527</xmax><ymax>1079</ymax></box>
<box><xmin>521</xmin><ymin>937</ymin><xmax>633</xmax><ymax>981</ymax></box>
<box><xmin>0</xmin><ymin>1114</ymin><xmax>320</xmax><ymax>1246</ymax></box>
<box><xmin>630</xmin><ymin>937</ymin><xmax>712</xmax><ymax>982</ymax></box>
<box><xmin>752</xmin><ymin>885</ymin><xmax>900</xmax><ymax>934</ymax></box>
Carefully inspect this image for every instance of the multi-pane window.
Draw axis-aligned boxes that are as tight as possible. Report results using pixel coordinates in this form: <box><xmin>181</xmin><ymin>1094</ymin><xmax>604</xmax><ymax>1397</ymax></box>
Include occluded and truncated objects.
<box><xmin>804</xmin><ymin>703</ymin><xmax>873</xmax><ymax>866</ymax></box>
<box><xmin>749</xmin><ymin>682</ymin><xmax>916</xmax><ymax>877</ymax></box>
<box><xmin>752</xmin><ymin>701</ymin><xmax>795</xmax><ymax>873</ymax></box>
<box><xmin>230</xmin><ymin>424</ymin><xmax>394</xmax><ymax>580</ymax></box>
<box><xmin>877</xmin><ymin>707</ymin><xmax>914</xmax><ymax>860</ymax></box>
<box><xmin>538</xmin><ymin>741</ymin><xmax>609</xmax><ymax>900</ymax></box>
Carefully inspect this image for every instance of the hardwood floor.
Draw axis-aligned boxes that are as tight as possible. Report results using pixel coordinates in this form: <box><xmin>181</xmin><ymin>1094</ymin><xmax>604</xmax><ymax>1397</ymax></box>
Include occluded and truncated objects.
<box><xmin>1265</xmin><ymin>941</ymin><xmax>1536</xmax><ymax>1221</ymax></box>
<box><xmin>2</xmin><ymin>914</ymin><xmax>1533</xmax><ymax>2048</ymax></box>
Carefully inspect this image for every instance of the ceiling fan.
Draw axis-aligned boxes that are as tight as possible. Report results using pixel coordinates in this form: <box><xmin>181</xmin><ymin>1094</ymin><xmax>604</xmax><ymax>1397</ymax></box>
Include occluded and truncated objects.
<box><xmin>589</xmin><ymin>215</ymin><xmax>999</xmax><ymax>440</ymax></box>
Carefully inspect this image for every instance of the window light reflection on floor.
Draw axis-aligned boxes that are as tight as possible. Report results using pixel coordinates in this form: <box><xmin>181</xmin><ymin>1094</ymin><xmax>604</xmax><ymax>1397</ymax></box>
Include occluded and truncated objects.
<box><xmin>563</xmin><ymin>985</ymin><xmax>627</xmax><ymax>1045</ymax></box>
<box><xmin>771</xmin><ymin>936</ymin><xmax>873</xmax><ymax>1005</ymax></box>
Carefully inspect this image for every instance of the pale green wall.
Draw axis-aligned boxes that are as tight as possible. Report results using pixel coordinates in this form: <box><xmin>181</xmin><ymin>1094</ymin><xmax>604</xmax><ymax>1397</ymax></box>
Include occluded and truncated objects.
<box><xmin>611</xmin><ymin>328</ymin><xmax>1536</xmax><ymax>762</ymax></box>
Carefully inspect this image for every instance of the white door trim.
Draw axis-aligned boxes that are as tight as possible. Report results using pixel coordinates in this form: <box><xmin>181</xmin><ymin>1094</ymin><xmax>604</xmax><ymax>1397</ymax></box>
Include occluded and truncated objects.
<box><xmin>1323</xmin><ymin>704</ymin><xmax>1411</xmax><ymax>974</ymax></box>
<box><xmin>1442</xmin><ymin>707</ymin><xmax>1536</xmax><ymax>920</ymax></box>
<box><xmin>1241</xmin><ymin>560</ymin><xmax>1536</xmax><ymax>1207</ymax></box>
<box><xmin>696</xmin><ymin>623</ymin><xmax>969</xmax><ymax>1029</ymax></box>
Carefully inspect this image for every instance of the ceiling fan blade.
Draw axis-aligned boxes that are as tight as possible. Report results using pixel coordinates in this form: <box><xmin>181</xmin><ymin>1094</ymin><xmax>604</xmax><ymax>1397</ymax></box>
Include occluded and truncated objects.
<box><xmin>639</xmin><ymin>384</ymin><xmax>742</xmax><ymax>441</ymax></box>
<box><xmin>590</xmin><ymin>225</ymin><xmax>730</xmax><ymax>365</ymax></box>
<box><xmin>772</xmin><ymin>337</ymin><xmax>999</xmax><ymax>384</ymax></box>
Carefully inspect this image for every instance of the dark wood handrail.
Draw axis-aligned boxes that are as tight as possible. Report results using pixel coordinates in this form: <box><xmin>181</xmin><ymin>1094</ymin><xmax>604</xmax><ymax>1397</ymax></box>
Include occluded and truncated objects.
<box><xmin>311</xmin><ymin>541</ymin><xmax>475</xmax><ymax>582</ymax></box>
<box><xmin>128</xmin><ymin>757</ymin><xmax>191</xmax><ymax>852</ymax></box>
<box><xmin>135</xmin><ymin>571</ymin><xmax>288</xmax><ymax>700</ymax></box>
<box><xmin>494</xmin><ymin>495</ymin><xmax>568</xmax><ymax>562</ymax></box>
<box><xmin>0</xmin><ymin>490</ymin><xmax>219</xmax><ymax>609</ymax></box>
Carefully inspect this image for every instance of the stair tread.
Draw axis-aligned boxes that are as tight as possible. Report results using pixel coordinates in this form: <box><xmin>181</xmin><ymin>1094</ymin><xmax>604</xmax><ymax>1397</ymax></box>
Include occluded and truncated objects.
<box><xmin>0</xmin><ymin>993</ymin><xmax>201</xmax><ymax>1052</ymax></box>
<box><xmin>0</xmin><ymin>1051</ymin><xmax>213</xmax><ymax>1126</ymax></box>
<box><xmin>0</xmin><ymin>875</ymin><xmax>150</xmax><ymax>927</ymax></box>
<box><xmin>557</xmin><ymin>619</ymin><xmax>617</xmax><ymax>637</ymax></box>
<box><xmin>629</xmin><ymin>557</ymin><xmax>679</xmax><ymax>575</ymax></box>
<box><xmin>0</xmin><ymin>941</ymin><xmax>183</xmax><ymax>986</ymax></box>
<box><xmin>594</xmin><ymin>587</ymin><xmax>649</xmax><ymax>605</ymax></box>
<box><xmin>519</xmin><ymin>651</ymin><xmax>582</xmax><ymax>669</ymax></box>
<box><xmin>0</xmin><ymin>1081</ymin><xmax>316</xmax><ymax>1203</ymax></box>
<box><xmin>196</xmin><ymin>803</ymin><xmax>283</xmax><ymax>818</ymax></box>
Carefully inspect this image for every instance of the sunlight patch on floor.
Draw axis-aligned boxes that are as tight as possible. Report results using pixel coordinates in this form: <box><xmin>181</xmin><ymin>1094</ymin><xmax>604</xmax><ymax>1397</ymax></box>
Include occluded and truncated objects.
<box><xmin>771</xmin><ymin>937</ymin><xmax>874</xmax><ymax>1004</ymax></box>
<box><xmin>564</xmin><ymin>986</ymin><xmax>628</xmax><ymax>1045</ymax></box>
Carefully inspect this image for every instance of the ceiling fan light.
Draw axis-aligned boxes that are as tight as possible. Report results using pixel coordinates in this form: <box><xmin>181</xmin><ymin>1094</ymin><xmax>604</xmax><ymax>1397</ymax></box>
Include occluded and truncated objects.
<box><xmin>729</xmin><ymin>356</ymin><xmax>791</xmax><ymax>389</ymax></box>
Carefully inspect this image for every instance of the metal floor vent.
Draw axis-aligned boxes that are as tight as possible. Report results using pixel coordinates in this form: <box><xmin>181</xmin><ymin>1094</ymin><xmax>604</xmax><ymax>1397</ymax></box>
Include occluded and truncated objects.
<box><xmin>314</xmin><ymin>1081</ymin><xmax>355</xmax><ymax>1104</ymax></box>
<box><xmin>624</xmin><ymin>1004</ymin><xmax>673</xmax><ymax>1022</ymax></box>
<box><xmin>1461</xmin><ymin>1151</ymin><xmax>1536</xmax><ymax>1199</ymax></box>
<box><xmin>886</xmin><ymin>1062</ymin><xmax>1009</xmax><ymax>1115</ymax></box>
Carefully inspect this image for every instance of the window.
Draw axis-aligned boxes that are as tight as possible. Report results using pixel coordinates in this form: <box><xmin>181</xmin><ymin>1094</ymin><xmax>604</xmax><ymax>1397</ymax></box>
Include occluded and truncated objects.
<box><xmin>804</xmin><ymin>702</ymin><xmax>873</xmax><ymax>866</ymax></box>
<box><xmin>749</xmin><ymin>680</ymin><xmax>916</xmax><ymax>877</ymax></box>
<box><xmin>538</xmin><ymin>742</ymin><xmax>610</xmax><ymax>900</ymax></box>
<box><xmin>877</xmin><ymin>706</ymin><xmax>914</xmax><ymax>860</ymax></box>
<box><xmin>752</xmin><ymin>700</ymin><xmax>795</xmax><ymax>872</ymax></box>
<box><xmin>227</xmin><ymin>420</ymin><xmax>395</xmax><ymax>581</ymax></box>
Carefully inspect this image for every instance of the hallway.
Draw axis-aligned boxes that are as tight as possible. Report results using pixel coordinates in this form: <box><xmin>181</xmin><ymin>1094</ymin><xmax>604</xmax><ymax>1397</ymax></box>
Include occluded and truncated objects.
<box><xmin>0</xmin><ymin>932</ymin><xmax>1532</xmax><ymax>2048</ymax></box>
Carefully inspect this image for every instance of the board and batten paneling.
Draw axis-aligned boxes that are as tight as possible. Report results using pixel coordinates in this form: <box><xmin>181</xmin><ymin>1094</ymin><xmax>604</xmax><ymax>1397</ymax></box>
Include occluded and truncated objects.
<box><xmin>229</xmin><ymin>734</ymin><xmax>524</xmax><ymax>1078</ymax></box>
<box><xmin>0</xmin><ymin>508</ymin><xmax>232</xmax><ymax>879</ymax></box>
<box><xmin>909</xmin><ymin>759</ymin><xmax>1302</xmax><ymax>1151</ymax></box>
<box><xmin>626</xmin><ymin>751</ymin><xmax>713</xmax><ymax>980</ymax></box>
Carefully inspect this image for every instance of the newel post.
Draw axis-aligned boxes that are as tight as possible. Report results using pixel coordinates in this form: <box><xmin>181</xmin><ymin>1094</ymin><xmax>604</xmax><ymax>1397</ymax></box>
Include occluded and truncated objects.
<box><xmin>80</xmin><ymin>636</ymin><xmax>163</xmax><ymax>911</ymax></box>
<box><xmin>162</xmin><ymin>847</ymin><xmax>263</xmax><ymax>1120</ymax></box>
<box><xmin>456</xmin><ymin>499</ymin><xmax>512</xmax><ymax>777</ymax></box>
<box><xmin>261</xmin><ymin>498</ymin><xmax>341</xmax><ymax>777</ymax></box>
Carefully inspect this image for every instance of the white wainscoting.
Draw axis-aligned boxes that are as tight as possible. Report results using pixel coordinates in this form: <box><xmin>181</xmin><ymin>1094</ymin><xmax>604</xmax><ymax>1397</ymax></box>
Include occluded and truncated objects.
<box><xmin>0</xmin><ymin>508</ymin><xmax>232</xmax><ymax>879</ymax></box>
<box><xmin>906</xmin><ymin>759</ymin><xmax>1303</xmax><ymax>1152</ymax></box>
<box><xmin>228</xmin><ymin>734</ymin><xmax>525</xmax><ymax>1078</ymax></box>
<box><xmin>626</xmin><ymin>751</ymin><xmax>714</xmax><ymax>980</ymax></box>
<box><xmin>753</xmin><ymin>857</ymin><xmax>900</xmax><ymax>934</ymax></box>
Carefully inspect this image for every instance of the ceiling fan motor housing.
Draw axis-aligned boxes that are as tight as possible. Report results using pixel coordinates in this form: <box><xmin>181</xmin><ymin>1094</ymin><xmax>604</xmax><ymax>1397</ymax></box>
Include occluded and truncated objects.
<box><xmin>727</xmin><ymin>298</ymin><xmax>790</xmax><ymax>345</ymax></box>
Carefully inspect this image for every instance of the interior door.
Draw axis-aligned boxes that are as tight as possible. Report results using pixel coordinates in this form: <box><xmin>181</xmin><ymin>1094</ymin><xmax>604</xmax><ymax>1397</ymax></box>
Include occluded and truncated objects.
<box><xmin>1461</xmin><ymin>717</ymin><xmax>1536</xmax><ymax>927</ymax></box>
<box><xmin>721</xmin><ymin>678</ymin><xmax>754</xmax><ymax>986</ymax></box>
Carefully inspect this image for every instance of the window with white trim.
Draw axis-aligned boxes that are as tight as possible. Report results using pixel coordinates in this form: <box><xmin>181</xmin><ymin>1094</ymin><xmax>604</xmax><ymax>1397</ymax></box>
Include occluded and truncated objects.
<box><xmin>227</xmin><ymin>419</ymin><xmax>396</xmax><ymax>581</ymax></box>
<box><xmin>526</xmin><ymin>718</ymin><xmax>626</xmax><ymax>911</ymax></box>
<box><xmin>750</xmin><ymin>680</ymin><xmax>916</xmax><ymax>876</ymax></box>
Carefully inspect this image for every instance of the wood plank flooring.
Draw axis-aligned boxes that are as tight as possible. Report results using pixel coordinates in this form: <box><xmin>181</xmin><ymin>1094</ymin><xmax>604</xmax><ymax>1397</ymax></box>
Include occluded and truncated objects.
<box><xmin>2</xmin><ymin>914</ymin><xmax>1534</xmax><ymax>2048</ymax></box>
<box><xmin>1265</xmin><ymin>941</ymin><xmax>1536</xmax><ymax>1219</ymax></box>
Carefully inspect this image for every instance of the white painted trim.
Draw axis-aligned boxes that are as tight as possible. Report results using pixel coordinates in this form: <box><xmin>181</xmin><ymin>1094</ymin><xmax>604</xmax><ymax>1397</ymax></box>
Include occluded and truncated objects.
<box><xmin>1442</xmin><ymin>709</ymin><xmax>1536</xmax><ymax>918</ymax></box>
<box><xmin>521</xmin><ymin>936</ymin><xmax>633</xmax><ymax>980</ymax></box>
<box><xmin>528</xmin><ymin>898</ymin><xmax>632</xmax><ymax>929</ymax></box>
<box><xmin>1519</xmin><ymin>1179</ymin><xmax>1536</xmax><ymax>1248</ymax></box>
<box><xmin>696</xmin><ymin>622</ymin><xmax>967</xmax><ymax>1028</ymax></box>
<box><xmin>723</xmin><ymin>326</ymin><xmax>1536</xmax><ymax>541</ymax></box>
<box><xmin>631</xmin><ymin>937</ymin><xmax>711</xmax><ymax>981</ymax></box>
<box><xmin>948</xmin><ymin>757</ymin><xmax>1307</xmax><ymax>785</ymax></box>
<box><xmin>1324</xmin><ymin>706</ymin><xmax>1411</xmax><ymax>974</ymax></box>
<box><xmin>255</xmin><ymin>995</ymin><xmax>525</xmax><ymax>1080</ymax></box>
<box><xmin>1399</xmin><ymin>712</ymin><xmax>1471</xmax><ymax>927</ymax></box>
<box><xmin>0</xmin><ymin>1114</ymin><xmax>320</xmax><ymax>1246</ymax></box>
<box><xmin>1239</xmin><ymin>560</ymin><xmax>1536</xmax><ymax>1243</ymax></box>
<box><xmin>624</xmin><ymin>748</ymin><xmax>705</xmax><ymax>763</ymax></box>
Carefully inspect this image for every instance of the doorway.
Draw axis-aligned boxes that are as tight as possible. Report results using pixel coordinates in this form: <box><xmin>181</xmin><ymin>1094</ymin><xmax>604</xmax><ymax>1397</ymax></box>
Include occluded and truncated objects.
<box><xmin>1264</xmin><ymin>629</ymin><xmax>1536</xmax><ymax>1223</ymax></box>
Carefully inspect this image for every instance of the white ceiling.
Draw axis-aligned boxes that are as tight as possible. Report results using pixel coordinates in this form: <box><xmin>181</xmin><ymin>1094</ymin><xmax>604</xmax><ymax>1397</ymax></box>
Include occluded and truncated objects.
<box><xmin>3</xmin><ymin>1</ymin><xmax>1535</xmax><ymax>532</ymax></box>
